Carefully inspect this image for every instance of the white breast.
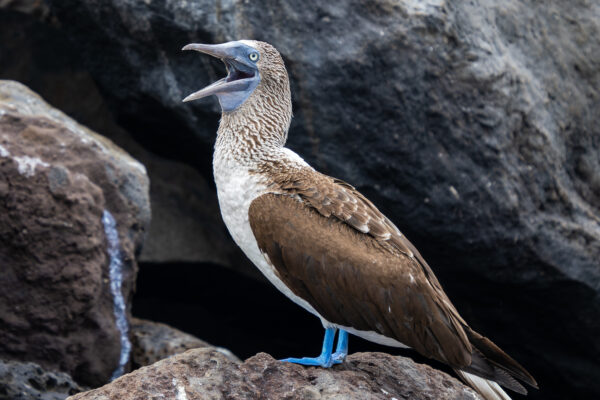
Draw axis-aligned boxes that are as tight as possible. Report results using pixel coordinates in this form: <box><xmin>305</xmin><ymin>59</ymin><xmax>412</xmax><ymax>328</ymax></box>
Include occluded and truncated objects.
<box><xmin>213</xmin><ymin>148</ymin><xmax>324</xmax><ymax>321</ymax></box>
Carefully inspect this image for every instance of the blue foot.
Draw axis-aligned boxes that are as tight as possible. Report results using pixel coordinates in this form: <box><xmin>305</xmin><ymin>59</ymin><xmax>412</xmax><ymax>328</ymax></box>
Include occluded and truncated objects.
<box><xmin>281</xmin><ymin>328</ymin><xmax>350</xmax><ymax>368</ymax></box>
<box><xmin>280</xmin><ymin>355</ymin><xmax>335</xmax><ymax>368</ymax></box>
<box><xmin>331</xmin><ymin>330</ymin><xmax>349</xmax><ymax>363</ymax></box>
<box><xmin>281</xmin><ymin>327</ymin><xmax>337</xmax><ymax>368</ymax></box>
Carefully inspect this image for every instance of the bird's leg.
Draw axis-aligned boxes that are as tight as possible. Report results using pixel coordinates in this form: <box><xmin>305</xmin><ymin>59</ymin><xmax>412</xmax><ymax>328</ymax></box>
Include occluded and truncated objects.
<box><xmin>280</xmin><ymin>327</ymin><xmax>337</xmax><ymax>367</ymax></box>
<box><xmin>331</xmin><ymin>329</ymin><xmax>349</xmax><ymax>363</ymax></box>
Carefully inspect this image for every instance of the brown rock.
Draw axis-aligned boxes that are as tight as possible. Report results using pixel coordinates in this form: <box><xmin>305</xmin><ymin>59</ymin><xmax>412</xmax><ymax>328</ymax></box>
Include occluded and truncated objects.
<box><xmin>68</xmin><ymin>349</ymin><xmax>481</xmax><ymax>400</ymax></box>
<box><xmin>0</xmin><ymin>80</ymin><xmax>150</xmax><ymax>386</ymax></box>
<box><xmin>130</xmin><ymin>317</ymin><xmax>239</xmax><ymax>368</ymax></box>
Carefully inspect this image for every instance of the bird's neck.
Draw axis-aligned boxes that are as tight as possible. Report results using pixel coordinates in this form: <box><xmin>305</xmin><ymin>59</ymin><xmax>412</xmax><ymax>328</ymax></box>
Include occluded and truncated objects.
<box><xmin>215</xmin><ymin>81</ymin><xmax>292</xmax><ymax>166</ymax></box>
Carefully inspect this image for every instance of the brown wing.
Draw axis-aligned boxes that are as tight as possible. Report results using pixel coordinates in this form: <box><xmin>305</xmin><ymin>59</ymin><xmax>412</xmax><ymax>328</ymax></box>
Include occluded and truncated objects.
<box><xmin>248</xmin><ymin>191</ymin><xmax>472</xmax><ymax>368</ymax></box>
<box><xmin>280</xmin><ymin>174</ymin><xmax>461</xmax><ymax>301</ymax></box>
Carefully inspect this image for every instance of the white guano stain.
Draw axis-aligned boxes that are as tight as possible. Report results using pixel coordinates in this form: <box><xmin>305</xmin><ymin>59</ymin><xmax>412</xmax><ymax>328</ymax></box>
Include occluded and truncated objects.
<box><xmin>14</xmin><ymin>155</ymin><xmax>49</xmax><ymax>177</ymax></box>
<box><xmin>449</xmin><ymin>185</ymin><xmax>460</xmax><ymax>200</ymax></box>
<box><xmin>102</xmin><ymin>210</ymin><xmax>132</xmax><ymax>381</ymax></box>
<box><xmin>0</xmin><ymin>144</ymin><xmax>9</xmax><ymax>157</ymax></box>
<box><xmin>172</xmin><ymin>378</ymin><xmax>188</xmax><ymax>400</ymax></box>
<box><xmin>404</xmin><ymin>0</ymin><xmax>444</xmax><ymax>14</ymax></box>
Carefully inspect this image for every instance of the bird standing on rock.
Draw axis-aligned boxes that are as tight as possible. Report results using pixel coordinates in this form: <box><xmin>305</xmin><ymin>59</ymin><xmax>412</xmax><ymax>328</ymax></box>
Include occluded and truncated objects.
<box><xmin>181</xmin><ymin>40</ymin><xmax>537</xmax><ymax>400</ymax></box>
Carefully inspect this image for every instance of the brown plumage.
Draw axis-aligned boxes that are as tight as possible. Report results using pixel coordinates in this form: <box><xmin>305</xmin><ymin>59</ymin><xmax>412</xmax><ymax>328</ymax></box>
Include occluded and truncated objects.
<box><xmin>248</xmin><ymin>167</ymin><xmax>536</xmax><ymax>395</ymax></box>
<box><xmin>183</xmin><ymin>39</ymin><xmax>538</xmax><ymax>400</ymax></box>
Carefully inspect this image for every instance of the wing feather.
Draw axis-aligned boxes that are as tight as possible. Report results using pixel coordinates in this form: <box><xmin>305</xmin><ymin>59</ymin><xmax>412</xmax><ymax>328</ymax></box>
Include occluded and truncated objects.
<box><xmin>248</xmin><ymin>168</ymin><xmax>536</xmax><ymax>392</ymax></box>
<box><xmin>248</xmin><ymin>191</ymin><xmax>472</xmax><ymax>367</ymax></box>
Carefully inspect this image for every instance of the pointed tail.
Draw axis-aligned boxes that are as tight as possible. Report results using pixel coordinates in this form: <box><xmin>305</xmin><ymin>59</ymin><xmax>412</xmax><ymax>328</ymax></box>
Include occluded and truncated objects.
<box><xmin>455</xmin><ymin>327</ymin><xmax>538</xmax><ymax>400</ymax></box>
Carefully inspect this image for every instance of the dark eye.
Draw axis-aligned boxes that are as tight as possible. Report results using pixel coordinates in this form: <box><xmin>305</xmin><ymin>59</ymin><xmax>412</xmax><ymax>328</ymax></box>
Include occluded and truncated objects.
<box><xmin>249</xmin><ymin>52</ymin><xmax>259</xmax><ymax>62</ymax></box>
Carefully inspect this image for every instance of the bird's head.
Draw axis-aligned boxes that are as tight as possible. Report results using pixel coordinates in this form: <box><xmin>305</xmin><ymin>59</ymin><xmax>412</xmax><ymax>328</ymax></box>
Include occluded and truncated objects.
<box><xmin>182</xmin><ymin>40</ymin><xmax>289</xmax><ymax>113</ymax></box>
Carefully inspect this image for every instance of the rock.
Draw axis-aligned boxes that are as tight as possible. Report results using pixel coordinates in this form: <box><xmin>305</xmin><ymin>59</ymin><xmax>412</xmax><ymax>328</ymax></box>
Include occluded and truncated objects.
<box><xmin>46</xmin><ymin>2</ymin><xmax>600</xmax><ymax>398</ymax></box>
<box><xmin>130</xmin><ymin>317</ymin><xmax>239</xmax><ymax>368</ymax></box>
<box><xmin>0</xmin><ymin>359</ymin><xmax>85</xmax><ymax>400</ymax></box>
<box><xmin>137</xmin><ymin>157</ymin><xmax>236</xmax><ymax>266</ymax></box>
<box><xmin>68</xmin><ymin>349</ymin><xmax>480</xmax><ymax>400</ymax></box>
<box><xmin>110</xmin><ymin>128</ymin><xmax>257</xmax><ymax>275</ymax></box>
<box><xmin>0</xmin><ymin>0</ymin><xmax>50</xmax><ymax>20</ymax></box>
<box><xmin>0</xmin><ymin>80</ymin><xmax>150</xmax><ymax>256</ymax></box>
<box><xmin>0</xmin><ymin>80</ymin><xmax>150</xmax><ymax>386</ymax></box>
<box><xmin>0</xmin><ymin>11</ymin><xmax>257</xmax><ymax>274</ymax></box>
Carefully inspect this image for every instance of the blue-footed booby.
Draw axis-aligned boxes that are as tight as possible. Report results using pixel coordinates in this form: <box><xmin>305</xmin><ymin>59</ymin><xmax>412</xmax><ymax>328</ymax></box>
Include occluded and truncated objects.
<box><xmin>182</xmin><ymin>40</ymin><xmax>537</xmax><ymax>400</ymax></box>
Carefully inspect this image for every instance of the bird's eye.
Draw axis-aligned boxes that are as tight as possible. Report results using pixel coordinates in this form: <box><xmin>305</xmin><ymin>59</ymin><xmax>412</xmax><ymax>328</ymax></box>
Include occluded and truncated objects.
<box><xmin>249</xmin><ymin>52</ymin><xmax>259</xmax><ymax>62</ymax></box>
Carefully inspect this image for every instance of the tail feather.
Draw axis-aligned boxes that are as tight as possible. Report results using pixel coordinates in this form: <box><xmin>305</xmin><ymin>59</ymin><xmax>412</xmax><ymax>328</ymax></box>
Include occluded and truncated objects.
<box><xmin>463</xmin><ymin>349</ymin><xmax>528</xmax><ymax>394</ymax></box>
<box><xmin>456</xmin><ymin>370</ymin><xmax>512</xmax><ymax>400</ymax></box>
<box><xmin>465</xmin><ymin>328</ymin><xmax>537</xmax><ymax>388</ymax></box>
<box><xmin>455</xmin><ymin>327</ymin><xmax>538</xmax><ymax>399</ymax></box>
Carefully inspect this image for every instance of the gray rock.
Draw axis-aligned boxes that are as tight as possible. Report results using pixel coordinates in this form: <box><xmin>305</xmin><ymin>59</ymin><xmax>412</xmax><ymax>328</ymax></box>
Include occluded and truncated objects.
<box><xmin>0</xmin><ymin>80</ymin><xmax>150</xmax><ymax>386</ymax></box>
<box><xmin>130</xmin><ymin>317</ymin><xmax>239</xmax><ymax>368</ymax></box>
<box><xmin>68</xmin><ymin>349</ymin><xmax>481</xmax><ymax>400</ymax></box>
<box><xmin>0</xmin><ymin>359</ymin><xmax>85</xmax><ymax>400</ymax></box>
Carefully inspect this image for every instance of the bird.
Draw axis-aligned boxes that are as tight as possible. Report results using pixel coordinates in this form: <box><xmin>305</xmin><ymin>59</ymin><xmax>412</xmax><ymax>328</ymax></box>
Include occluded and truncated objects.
<box><xmin>181</xmin><ymin>40</ymin><xmax>537</xmax><ymax>400</ymax></box>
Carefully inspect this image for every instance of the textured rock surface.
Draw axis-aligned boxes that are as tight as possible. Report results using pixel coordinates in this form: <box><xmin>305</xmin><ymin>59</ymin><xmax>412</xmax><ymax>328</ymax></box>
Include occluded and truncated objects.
<box><xmin>0</xmin><ymin>80</ymin><xmax>150</xmax><ymax>386</ymax></box>
<box><xmin>68</xmin><ymin>349</ymin><xmax>481</xmax><ymax>400</ymax></box>
<box><xmin>130</xmin><ymin>317</ymin><xmax>239</xmax><ymax>368</ymax></box>
<box><xmin>0</xmin><ymin>359</ymin><xmax>85</xmax><ymax>400</ymax></box>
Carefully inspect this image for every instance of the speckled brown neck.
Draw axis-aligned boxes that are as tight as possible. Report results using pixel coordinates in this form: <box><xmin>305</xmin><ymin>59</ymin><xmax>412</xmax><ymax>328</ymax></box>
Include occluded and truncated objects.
<box><xmin>215</xmin><ymin>49</ymin><xmax>292</xmax><ymax>167</ymax></box>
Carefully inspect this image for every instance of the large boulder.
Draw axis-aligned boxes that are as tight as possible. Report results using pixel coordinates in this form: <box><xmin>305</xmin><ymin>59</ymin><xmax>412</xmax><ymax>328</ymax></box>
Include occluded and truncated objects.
<box><xmin>0</xmin><ymin>80</ymin><xmax>150</xmax><ymax>386</ymax></box>
<box><xmin>46</xmin><ymin>1</ymin><xmax>600</xmax><ymax>399</ymax></box>
<box><xmin>68</xmin><ymin>348</ymin><xmax>481</xmax><ymax>400</ymax></box>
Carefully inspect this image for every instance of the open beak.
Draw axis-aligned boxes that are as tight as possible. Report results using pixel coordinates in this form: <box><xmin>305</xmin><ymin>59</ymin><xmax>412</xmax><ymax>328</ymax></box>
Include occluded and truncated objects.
<box><xmin>182</xmin><ymin>42</ymin><xmax>257</xmax><ymax>103</ymax></box>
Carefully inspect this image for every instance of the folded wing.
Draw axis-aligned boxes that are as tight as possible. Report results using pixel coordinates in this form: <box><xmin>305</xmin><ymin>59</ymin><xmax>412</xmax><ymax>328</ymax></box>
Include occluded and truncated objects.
<box><xmin>248</xmin><ymin>189</ymin><xmax>472</xmax><ymax>368</ymax></box>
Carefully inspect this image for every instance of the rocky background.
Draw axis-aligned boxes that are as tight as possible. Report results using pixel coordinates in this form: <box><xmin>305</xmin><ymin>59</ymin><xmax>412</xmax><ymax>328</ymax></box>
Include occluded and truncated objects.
<box><xmin>0</xmin><ymin>0</ymin><xmax>598</xmax><ymax>399</ymax></box>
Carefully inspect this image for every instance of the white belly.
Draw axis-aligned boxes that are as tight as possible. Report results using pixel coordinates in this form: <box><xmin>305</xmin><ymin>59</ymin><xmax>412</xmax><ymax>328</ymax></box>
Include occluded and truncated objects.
<box><xmin>213</xmin><ymin>154</ymin><xmax>324</xmax><ymax>321</ymax></box>
<box><xmin>213</xmin><ymin>151</ymin><xmax>410</xmax><ymax>349</ymax></box>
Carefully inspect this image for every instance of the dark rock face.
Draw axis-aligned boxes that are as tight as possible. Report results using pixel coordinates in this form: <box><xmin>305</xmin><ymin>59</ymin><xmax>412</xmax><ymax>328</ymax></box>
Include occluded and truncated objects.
<box><xmin>0</xmin><ymin>9</ymin><xmax>258</xmax><ymax>274</ymax></box>
<box><xmin>68</xmin><ymin>349</ymin><xmax>481</xmax><ymax>400</ymax></box>
<box><xmin>0</xmin><ymin>359</ymin><xmax>85</xmax><ymax>400</ymax></box>
<box><xmin>130</xmin><ymin>317</ymin><xmax>239</xmax><ymax>368</ymax></box>
<box><xmin>136</xmin><ymin>157</ymin><xmax>239</xmax><ymax>266</ymax></box>
<box><xmin>0</xmin><ymin>81</ymin><xmax>150</xmax><ymax>386</ymax></box>
<box><xmin>45</xmin><ymin>1</ymin><xmax>600</xmax><ymax>398</ymax></box>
